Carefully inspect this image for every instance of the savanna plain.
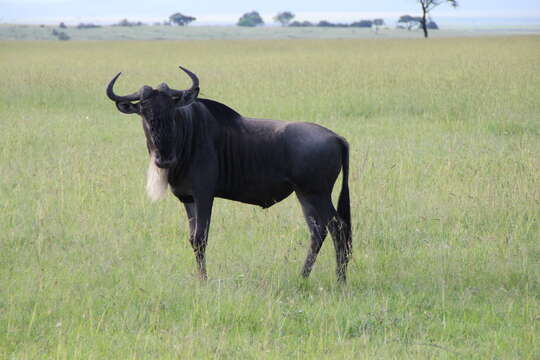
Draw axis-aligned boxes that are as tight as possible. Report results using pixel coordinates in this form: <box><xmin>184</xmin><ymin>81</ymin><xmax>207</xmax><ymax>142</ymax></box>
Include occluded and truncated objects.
<box><xmin>1</xmin><ymin>36</ymin><xmax>539</xmax><ymax>358</ymax></box>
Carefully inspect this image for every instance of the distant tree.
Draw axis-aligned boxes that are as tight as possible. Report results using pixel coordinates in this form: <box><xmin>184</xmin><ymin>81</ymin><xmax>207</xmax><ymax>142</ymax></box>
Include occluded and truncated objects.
<box><xmin>416</xmin><ymin>0</ymin><xmax>457</xmax><ymax>38</ymax></box>
<box><xmin>56</xmin><ymin>32</ymin><xmax>70</xmax><ymax>41</ymax></box>
<box><xmin>350</xmin><ymin>20</ymin><xmax>373</xmax><ymax>28</ymax></box>
<box><xmin>169</xmin><ymin>12</ymin><xmax>196</xmax><ymax>26</ymax></box>
<box><xmin>115</xmin><ymin>19</ymin><xmax>131</xmax><ymax>27</ymax></box>
<box><xmin>397</xmin><ymin>15</ymin><xmax>422</xmax><ymax>30</ymax></box>
<box><xmin>52</xmin><ymin>29</ymin><xmax>70</xmax><ymax>41</ymax></box>
<box><xmin>315</xmin><ymin>20</ymin><xmax>348</xmax><ymax>27</ymax></box>
<box><xmin>427</xmin><ymin>20</ymin><xmax>439</xmax><ymax>29</ymax></box>
<box><xmin>273</xmin><ymin>11</ymin><xmax>295</xmax><ymax>26</ymax></box>
<box><xmin>237</xmin><ymin>11</ymin><xmax>264</xmax><ymax>27</ymax></box>
<box><xmin>289</xmin><ymin>20</ymin><xmax>314</xmax><ymax>27</ymax></box>
<box><xmin>77</xmin><ymin>22</ymin><xmax>101</xmax><ymax>29</ymax></box>
<box><xmin>114</xmin><ymin>19</ymin><xmax>144</xmax><ymax>27</ymax></box>
<box><xmin>317</xmin><ymin>20</ymin><xmax>336</xmax><ymax>27</ymax></box>
<box><xmin>372</xmin><ymin>18</ymin><xmax>385</xmax><ymax>34</ymax></box>
<box><xmin>59</xmin><ymin>22</ymin><xmax>67</xmax><ymax>29</ymax></box>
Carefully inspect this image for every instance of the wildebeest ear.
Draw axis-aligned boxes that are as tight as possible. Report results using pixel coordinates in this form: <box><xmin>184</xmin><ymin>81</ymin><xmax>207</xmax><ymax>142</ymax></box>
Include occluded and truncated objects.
<box><xmin>174</xmin><ymin>88</ymin><xmax>199</xmax><ymax>107</ymax></box>
<box><xmin>116</xmin><ymin>101</ymin><xmax>140</xmax><ymax>114</ymax></box>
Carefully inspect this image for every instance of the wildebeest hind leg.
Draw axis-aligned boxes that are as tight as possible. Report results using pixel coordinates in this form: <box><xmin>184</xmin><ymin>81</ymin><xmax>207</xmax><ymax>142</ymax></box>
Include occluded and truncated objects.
<box><xmin>296</xmin><ymin>193</ymin><xmax>336</xmax><ymax>278</ymax></box>
<box><xmin>328</xmin><ymin>217</ymin><xmax>351</xmax><ymax>283</ymax></box>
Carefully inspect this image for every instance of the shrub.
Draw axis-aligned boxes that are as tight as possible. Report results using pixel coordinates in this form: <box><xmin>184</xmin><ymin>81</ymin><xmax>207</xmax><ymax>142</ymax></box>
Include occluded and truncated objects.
<box><xmin>77</xmin><ymin>23</ymin><xmax>101</xmax><ymax>29</ymax></box>
<box><xmin>113</xmin><ymin>19</ymin><xmax>144</xmax><ymax>27</ymax></box>
<box><xmin>51</xmin><ymin>29</ymin><xmax>70</xmax><ymax>41</ymax></box>
<box><xmin>350</xmin><ymin>20</ymin><xmax>373</xmax><ymax>28</ymax></box>
<box><xmin>289</xmin><ymin>21</ymin><xmax>314</xmax><ymax>27</ymax></box>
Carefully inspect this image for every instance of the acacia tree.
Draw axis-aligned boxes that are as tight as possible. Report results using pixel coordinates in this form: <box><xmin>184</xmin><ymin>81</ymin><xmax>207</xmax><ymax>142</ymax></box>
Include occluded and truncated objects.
<box><xmin>273</xmin><ymin>11</ymin><xmax>295</xmax><ymax>26</ymax></box>
<box><xmin>417</xmin><ymin>0</ymin><xmax>457</xmax><ymax>38</ymax></box>
<box><xmin>169</xmin><ymin>12</ymin><xmax>196</xmax><ymax>26</ymax></box>
<box><xmin>237</xmin><ymin>11</ymin><xmax>264</xmax><ymax>27</ymax></box>
<box><xmin>397</xmin><ymin>15</ymin><xmax>422</xmax><ymax>30</ymax></box>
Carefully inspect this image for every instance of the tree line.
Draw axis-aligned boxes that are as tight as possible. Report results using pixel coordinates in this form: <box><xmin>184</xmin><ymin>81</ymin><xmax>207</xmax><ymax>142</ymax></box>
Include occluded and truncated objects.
<box><xmin>232</xmin><ymin>1</ymin><xmax>457</xmax><ymax>38</ymax></box>
<box><xmin>235</xmin><ymin>1</ymin><xmax>457</xmax><ymax>38</ymax></box>
<box><xmin>167</xmin><ymin>1</ymin><xmax>457</xmax><ymax>38</ymax></box>
<box><xmin>52</xmin><ymin>1</ymin><xmax>458</xmax><ymax>40</ymax></box>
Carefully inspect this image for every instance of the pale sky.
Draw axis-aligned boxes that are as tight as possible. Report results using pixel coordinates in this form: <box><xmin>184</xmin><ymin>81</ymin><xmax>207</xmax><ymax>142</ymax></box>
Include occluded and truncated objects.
<box><xmin>1</xmin><ymin>0</ymin><xmax>539</xmax><ymax>25</ymax></box>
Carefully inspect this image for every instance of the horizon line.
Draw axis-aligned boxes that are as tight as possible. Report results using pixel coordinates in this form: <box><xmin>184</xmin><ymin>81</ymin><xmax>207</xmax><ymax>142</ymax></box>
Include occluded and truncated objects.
<box><xmin>2</xmin><ymin>10</ymin><xmax>540</xmax><ymax>26</ymax></box>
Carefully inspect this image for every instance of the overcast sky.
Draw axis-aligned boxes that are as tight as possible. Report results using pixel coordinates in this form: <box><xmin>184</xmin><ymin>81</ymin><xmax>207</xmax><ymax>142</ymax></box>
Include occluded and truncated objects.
<box><xmin>2</xmin><ymin>0</ymin><xmax>540</xmax><ymax>24</ymax></box>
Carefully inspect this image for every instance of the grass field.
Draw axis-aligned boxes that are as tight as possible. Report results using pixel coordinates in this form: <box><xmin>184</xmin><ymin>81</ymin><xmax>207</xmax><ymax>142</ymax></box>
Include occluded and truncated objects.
<box><xmin>1</xmin><ymin>36</ymin><xmax>539</xmax><ymax>358</ymax></box>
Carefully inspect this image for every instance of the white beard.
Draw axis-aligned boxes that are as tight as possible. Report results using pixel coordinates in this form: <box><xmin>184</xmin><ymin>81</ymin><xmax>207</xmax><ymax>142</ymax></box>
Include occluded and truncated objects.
<box><xmin>146</xmin><ymin>152</ymin><xmax>168</xmax><ymax>201</ymax></box>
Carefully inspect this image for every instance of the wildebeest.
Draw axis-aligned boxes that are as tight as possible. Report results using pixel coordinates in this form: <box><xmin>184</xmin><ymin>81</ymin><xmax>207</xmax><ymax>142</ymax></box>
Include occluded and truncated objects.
<box><xmin>106</xmin><ymin>66</ymin><xmax>352</xmax><ymax>282</ymax></box>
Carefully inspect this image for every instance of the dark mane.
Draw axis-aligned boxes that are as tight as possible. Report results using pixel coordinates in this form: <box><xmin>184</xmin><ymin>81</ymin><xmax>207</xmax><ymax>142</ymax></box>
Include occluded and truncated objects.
<box><xmin>173</xmin><ymin>98</ymin><xmax>242</xmax><ymax>129</ymax></box>
<box><xmin>196</xmin><ymin>98</ymin><xmax>242</xmax><ymax>124</ymax></box>
<box><xmin>169</xmin><ymin>97</ymin><xmax>243</xmax><ymax>179</ymax></box>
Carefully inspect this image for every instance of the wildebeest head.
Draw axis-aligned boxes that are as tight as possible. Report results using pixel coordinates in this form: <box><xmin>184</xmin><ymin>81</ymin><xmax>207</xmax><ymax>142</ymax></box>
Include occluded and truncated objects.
<box><xmin>106</xmin><ymin>66</ymin><xmax>199</xmax><ymax>168</ymax></box>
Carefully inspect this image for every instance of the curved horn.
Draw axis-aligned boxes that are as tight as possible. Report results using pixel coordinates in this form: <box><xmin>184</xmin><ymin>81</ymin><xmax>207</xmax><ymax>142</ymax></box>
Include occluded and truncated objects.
<box><xmin>179</xmin><ymin>66</ymin><xmax>199</xmax><ymax>91</ymax></box>
<box><xmin>106</xmin><ymin>72</ymin><xmax>140</xmax><ymax>102</ymax></box>
<box><xmin>166</xmin><ymin>66</ymin><xmax>200</xmax><ymax>98</ymax></box>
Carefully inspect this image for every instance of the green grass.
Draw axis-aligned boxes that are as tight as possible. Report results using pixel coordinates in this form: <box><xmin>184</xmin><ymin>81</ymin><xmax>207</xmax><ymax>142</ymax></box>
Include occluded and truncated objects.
<box><xmin>1</xmin><ymin>37</ymin><xmax>539</xmax><ymax>358</ymax></box>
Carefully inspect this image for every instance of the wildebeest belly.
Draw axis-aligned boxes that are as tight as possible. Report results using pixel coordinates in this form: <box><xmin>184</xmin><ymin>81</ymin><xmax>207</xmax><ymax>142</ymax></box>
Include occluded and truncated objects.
<box><xmin>216</xmin><ymin>180</ymin><xmax>294</xmax><ymax>208</ymax></box>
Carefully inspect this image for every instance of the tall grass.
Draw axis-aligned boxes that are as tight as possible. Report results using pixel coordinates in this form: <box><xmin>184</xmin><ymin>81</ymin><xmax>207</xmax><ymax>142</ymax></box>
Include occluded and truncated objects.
<box><xmin>0</xmin><ymin>37</ymin><xmax>539</xmax><ymax>358</ymax></box>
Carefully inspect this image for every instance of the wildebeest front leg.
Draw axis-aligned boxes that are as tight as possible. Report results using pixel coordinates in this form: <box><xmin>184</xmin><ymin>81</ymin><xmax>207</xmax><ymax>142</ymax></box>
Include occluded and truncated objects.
<box><xmin>191</xmin><ymin>195</ymin><xmax>213</xmax><ymax>280</ymax></box>
<box><xmin>183</xmin><ymin>202</ymin><xmax>196</xmax><ymax>248</ymax></box>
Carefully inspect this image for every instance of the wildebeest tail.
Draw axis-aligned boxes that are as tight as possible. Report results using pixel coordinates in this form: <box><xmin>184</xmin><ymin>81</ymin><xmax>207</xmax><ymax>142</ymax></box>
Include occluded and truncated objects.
<box><xmin>337</xmin><ymin>137</ymin><xmax>352</xmax><ymax>250</ymax></box>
